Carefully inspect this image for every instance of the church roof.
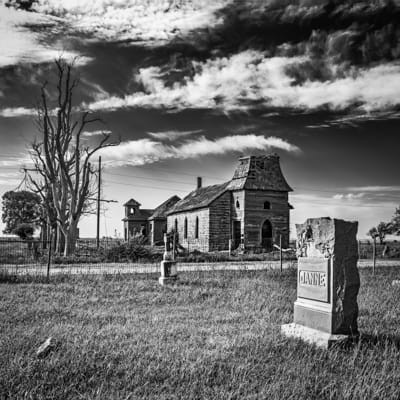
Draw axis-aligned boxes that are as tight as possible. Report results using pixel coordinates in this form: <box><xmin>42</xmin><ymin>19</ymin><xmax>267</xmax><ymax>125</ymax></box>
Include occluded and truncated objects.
<box><xmin>226</xmin><ymin>154</ymin><xmax>293</xmax><ymax>192</ymax></box>
<box><xmin>149</xmin><ymin>195</ymin><xmax>181</xmax><ymax>220</ymax></box>
<box><xmin>123</xmin><ymin>198</ymin><xmax>141</xmax><ymax>207</ymax></box>
<box><xmin>167</xmin><ymin>182</ymin><xmax>230</xmax><ymax>215</ymax></box>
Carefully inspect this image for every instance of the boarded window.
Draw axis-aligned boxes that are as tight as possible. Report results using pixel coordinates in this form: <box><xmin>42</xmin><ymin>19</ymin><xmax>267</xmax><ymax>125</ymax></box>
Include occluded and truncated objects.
<box><xmin>195</xmin><ymin>216</ymin><xmax>199</xmax><ymax>239</ymax></box>
<box><xmin>264</xmin><ymin>201</ymin><xmax>271</xmax><ymax>210</ymax></box>
<box><xmin>184</xmin><ymin>217</ymin><xmax>188</xmax><ymax>239</ymax></box>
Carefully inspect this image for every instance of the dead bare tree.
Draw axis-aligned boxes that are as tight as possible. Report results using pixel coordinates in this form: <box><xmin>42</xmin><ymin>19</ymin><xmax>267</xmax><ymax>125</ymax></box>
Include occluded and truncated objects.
<box><xmin>25</xmin><ymin>59</ymin><xmax>118</xmax><ymax>256</ymax></box>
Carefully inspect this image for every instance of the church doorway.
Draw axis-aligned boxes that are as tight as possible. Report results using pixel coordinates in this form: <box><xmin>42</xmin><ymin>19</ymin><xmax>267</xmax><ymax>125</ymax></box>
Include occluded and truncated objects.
<box><xmin>232</xmin><ymin>221</ymin><xmax>241</xmax><ymax>249</ymax></box>
<box><xmin>261</xmin><ymin>219</ymin><xmax>273</xmax><ymax>251</ymax></box>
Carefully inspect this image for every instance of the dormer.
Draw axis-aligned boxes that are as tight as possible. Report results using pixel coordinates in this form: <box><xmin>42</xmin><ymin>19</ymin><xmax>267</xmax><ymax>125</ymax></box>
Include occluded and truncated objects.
<box><xmin>123</xmin><ymin>198</ymin><xmax>141</xmax><ymax>218</ymax></box>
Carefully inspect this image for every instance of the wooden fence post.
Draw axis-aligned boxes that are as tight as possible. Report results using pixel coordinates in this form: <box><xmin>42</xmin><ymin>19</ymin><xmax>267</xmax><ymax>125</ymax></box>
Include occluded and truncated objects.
<box><xmin>279</xmin><ymin>234</ymin><xmax>283</xmax><ymax>274</ymax></box>
<box><xmin>373</xmin><ymin>236</ymin><xmax>376</xmax><ymax>275</ymax></box>
<box><xmin>46</xmin><ymin>231</ymin><xmax>53</xmax><ymax>283</ymax></box>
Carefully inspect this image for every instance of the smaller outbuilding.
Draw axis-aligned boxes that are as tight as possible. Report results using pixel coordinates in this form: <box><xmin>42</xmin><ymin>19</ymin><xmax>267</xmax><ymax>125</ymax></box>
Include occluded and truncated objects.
<box><xmin>122</xmin><ymin>196</ymin><xmax>181</xmax><ymax>243</ymax></box>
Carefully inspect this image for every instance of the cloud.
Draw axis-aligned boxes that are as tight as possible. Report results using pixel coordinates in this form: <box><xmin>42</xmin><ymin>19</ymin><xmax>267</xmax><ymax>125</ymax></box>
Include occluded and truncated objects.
<box><xmin>346</xmin><ymin>185</ymin><xmax>400</xmax><ymax>192</ymax></box>
<box><xmin>147</xmin><ymin>129</ymin><xmax>202</xmax><ymax>141</ymax></box>
<box><xmin>86</xmin><ymin>50</ymin><xmax>400</xmax><ymax>118</ymax></box>
<box><xmin>82</xmin><ymin>129</ymin><xmax>112</xmax><ymax>137</ymax></box>
<box><xmin>0</xmin><ymin>156</ymin><xmax>30</xmax><ymax>166</ymax></box>
<box><xmin>31</xmin><ymin>0</ymin><xmax>230</xmax><ymax>45</ymax></box>
<box><xmin>0</xmin><ymin>107</ymin><xmax>36</xmax><ymax>118</ymax></box>
<box><xmin>333</xmin><ymin>193</ymin><xmax>365</xmax><ymax>200</ymax></box>
<box><xmin>98</xmin><ymin>134</ymin><xmax>300</xmax><ymax>166</ymax></box>
<box><xmin>0</xmin><ymin>5</ymin><xmax>90</xmax><ymax>67</ymax></box>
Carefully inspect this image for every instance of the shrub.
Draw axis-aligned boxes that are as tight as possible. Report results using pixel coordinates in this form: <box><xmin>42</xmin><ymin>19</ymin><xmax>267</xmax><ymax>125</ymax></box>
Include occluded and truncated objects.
<box><xmin>12</xmin><ymin>224</ymin><xmax>34</xmax><ymax>240</ymax></box>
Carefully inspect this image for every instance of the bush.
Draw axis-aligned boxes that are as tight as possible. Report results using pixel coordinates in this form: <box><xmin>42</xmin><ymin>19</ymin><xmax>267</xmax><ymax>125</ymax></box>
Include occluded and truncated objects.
<box><xmin>104</xmin><ymin>235</ymin><xmax>162</xmax><ymax>263</ymax></box>
<box><xmin>12</xmin><ymin>224</ymin><xmax>34</xmax><ymax>240</ymax></box>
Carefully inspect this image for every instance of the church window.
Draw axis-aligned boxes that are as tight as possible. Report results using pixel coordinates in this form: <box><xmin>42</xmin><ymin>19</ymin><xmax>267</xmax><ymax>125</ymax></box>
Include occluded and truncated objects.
<box><xmin>195</xmin><ymin>216</ymin><xmax>199</xmax><ymax>239</ymax></box>
<box><xmin>184</xmin><ymin>217</ymin><xmax>188</xmax><ymax>239</ymax></box>
<box><xmin>236</xmin><ymin>199</ymin><xmax>240</xmax><ymax>208</ymax></box>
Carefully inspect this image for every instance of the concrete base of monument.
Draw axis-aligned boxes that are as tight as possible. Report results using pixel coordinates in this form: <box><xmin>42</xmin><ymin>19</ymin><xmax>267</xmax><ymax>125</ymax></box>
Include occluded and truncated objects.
<box><xmin>158</xmin><ymin>276</ymin><xmax>178</xmax><ymax>286</ymax></box>
<box><xmin>281</xmin><ymin>323</ymin><xmax>357</xmax><ymax>349</ymax></box>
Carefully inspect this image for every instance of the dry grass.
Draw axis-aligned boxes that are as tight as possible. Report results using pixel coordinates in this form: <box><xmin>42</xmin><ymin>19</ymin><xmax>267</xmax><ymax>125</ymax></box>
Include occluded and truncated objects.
<box><xmin>1</xmin><ymin>268</ymin><xmax>400</xmax><ymax>399</ymax></box>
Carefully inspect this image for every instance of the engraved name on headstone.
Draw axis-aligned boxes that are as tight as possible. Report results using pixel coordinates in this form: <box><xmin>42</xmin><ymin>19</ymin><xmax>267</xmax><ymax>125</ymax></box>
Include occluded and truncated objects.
<box><xmin>297</xmin><ymin>257</ymin><xmax>329</xmax><ymax>303</ymax></box>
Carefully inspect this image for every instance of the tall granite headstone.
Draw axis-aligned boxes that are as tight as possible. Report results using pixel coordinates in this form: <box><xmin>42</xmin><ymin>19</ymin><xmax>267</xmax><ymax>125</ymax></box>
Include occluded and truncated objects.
<box><xmin>281</xmin><ymin>217</ymin><xmax>360</xmax><ymax>348</ymax></box>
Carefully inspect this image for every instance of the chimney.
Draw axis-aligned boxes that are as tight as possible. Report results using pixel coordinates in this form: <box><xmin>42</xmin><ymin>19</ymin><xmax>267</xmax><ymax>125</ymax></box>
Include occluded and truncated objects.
<box><xmin>197</xmin><ymin>177</ymin><xmax>202</xmax><ymax>189</ymax></box>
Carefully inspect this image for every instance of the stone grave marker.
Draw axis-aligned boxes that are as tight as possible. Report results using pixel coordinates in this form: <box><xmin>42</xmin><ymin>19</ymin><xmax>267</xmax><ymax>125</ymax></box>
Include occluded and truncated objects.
<box><xmin>281</xmin><ymin>217</ymin><xmax>360</xmax><ymax>348</ymax></box>
<box><xmin>159</xmin><ymin>233</ymin><xmax>178</xmax><ymax>285</ymax></box>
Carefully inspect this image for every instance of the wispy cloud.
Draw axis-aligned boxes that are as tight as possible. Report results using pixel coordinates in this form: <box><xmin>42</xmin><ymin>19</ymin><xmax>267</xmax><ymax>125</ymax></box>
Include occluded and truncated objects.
<box><xmin>86</xmin><ymin>50</ymin><xmax>400</xmax><ymax>119</ymax></box>
<box><xmin>32</xmin><ymin>0</ymin><xmax>230</xmax><ymax>45</ymax></box>
<box><xmin>346</xmin><ymin>185</ymin><xmax>400</xmax><ymax>192</ymax></box>
<box><xmin>82</xmin><ymin>130</ymin><xmax>112</xmax><ymax>137</ymax></box>
<box><xmin>147</xmin><ymin>129</ymin><xmax>202</xmax><ymax>141</ymax></box>
<box><xmin>333</xmin><ymin>193</ymin><xmax>365</xmax><ymax>200</ymax></box>
<box><xmin>0</xmin><ymin>107</ymin><xmax>36</xmax><ymax>118</ymax></box>
<box><xmin>99</xmin><ymin>134</ymin><xmax>300</xmax><ymax>166</ymax></box>
<box><xmin>0</xmin><ymin>5</ymin><xmax>90</xmax><ymax>68</ymax></box>
<box><xmin>0</xmin><ymin>156</ymin><xmax>31</xmax><ymax>168</ymax></box>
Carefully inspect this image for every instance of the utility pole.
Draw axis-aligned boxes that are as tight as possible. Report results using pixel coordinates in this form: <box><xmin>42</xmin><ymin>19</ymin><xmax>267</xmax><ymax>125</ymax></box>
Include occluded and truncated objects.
<box><xmin>93</xmin><ymin>156</ymin><xmax>117</xmax><ymax>249</ymax></box>
<box><xmin>96</xmin><ymin>156</ymin><xmax>102</xmax><ymax>249</ymax></box>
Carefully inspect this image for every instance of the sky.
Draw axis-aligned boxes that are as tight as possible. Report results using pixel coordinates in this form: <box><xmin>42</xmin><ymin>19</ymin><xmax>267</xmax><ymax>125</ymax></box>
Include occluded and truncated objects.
<box><xmin>0</xmin><ymin>0</ymin><xmax>399</xmax><ymax>240</ymax></box>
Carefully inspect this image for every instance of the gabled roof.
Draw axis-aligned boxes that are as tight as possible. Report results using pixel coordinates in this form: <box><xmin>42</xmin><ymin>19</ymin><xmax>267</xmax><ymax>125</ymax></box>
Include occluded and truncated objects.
<box><xmin>149</xmin><ymin>195</ymin><xmax>181</xmax><ymax>220</ymax></box>
<box><xmin>167</xmin><ymin>182</ymin><xmax>230</xmax><ymax>215</ymax></box>
<box><xmin>123</xmin><ymin>198</ymin><xmax>141</xmax><ymax>207</ymax></box>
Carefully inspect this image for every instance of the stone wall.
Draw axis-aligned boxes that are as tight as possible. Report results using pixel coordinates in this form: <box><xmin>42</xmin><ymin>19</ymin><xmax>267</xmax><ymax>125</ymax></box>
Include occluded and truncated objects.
<box><xmin>167</xmin><ymin>208</ymin><xmax>210</xmax><ymax>251</ymax></box>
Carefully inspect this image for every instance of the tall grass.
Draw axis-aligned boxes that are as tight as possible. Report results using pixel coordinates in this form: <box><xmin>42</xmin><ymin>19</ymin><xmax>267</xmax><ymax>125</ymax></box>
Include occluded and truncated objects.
<box><xmin>1</xmin><ymin>267</ymin><xmax>399</xmax><ymax>399</ymax></box>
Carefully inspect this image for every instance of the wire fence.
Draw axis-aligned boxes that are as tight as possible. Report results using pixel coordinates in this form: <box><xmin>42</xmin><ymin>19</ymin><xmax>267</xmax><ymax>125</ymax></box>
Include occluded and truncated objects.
<box><xmin>0</xmin><ymin>237</ymin><xmax>399</xmax><ymax>279</ymax></box>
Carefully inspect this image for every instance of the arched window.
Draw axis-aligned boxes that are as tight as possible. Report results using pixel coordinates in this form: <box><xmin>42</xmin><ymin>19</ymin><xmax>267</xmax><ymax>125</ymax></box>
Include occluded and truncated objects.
<box><xmin>264</xmin><ymin>200</ymin><xmax>271</xmax><ymax>210</ymax></box>
<box><xmin>195</xmin><ymin>216</ymin><xmax>199</xmax><ymax>239</ymax></box>
<box><xmin>184</xmin><ymin>217</ymin><xmax>188</xmax><ymax>239</ymax></box>
<box><xmin>174</xmin><ymin>218</ymin><xmax>178</xmax><ymax>232</ymax></box>
<box><xmin>236</xmin><ymin>199</ymin><xmax>240</xmax><ymax>208</ymax></box>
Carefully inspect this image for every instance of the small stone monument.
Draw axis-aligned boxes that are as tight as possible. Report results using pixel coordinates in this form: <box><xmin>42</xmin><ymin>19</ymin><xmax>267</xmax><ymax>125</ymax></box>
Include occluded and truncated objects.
<box><xmin>281</xmin><ymin>217</ymin><xmax>360</xmax><ymax>348</ymax></box>
<box><xmin>159</xmin><ymin>233</ymin><xmax>178</xmax><ymax>285</ymax></box>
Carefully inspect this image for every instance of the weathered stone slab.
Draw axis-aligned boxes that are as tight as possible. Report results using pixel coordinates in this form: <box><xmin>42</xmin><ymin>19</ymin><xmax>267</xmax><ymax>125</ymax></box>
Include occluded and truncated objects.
<box><xmin>160</xmin><ymin>260</ymin><xmax>177</xmax><ymax>278</ymax></box>
<box><xmin>282</xmin><ymin>217</ymin><xmax>360</xmax><ymax>347</ymax></box>
<box><xmin>159</xmin><ymin>232</ymin><xmax>178</xmax><ymax>285</ymax></box>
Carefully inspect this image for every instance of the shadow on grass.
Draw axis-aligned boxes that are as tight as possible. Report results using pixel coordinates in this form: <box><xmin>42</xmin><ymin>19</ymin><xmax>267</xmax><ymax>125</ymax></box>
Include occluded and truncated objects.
<box><xmin>333</xmin><ymin>332</ymin><xmax>400</xmax><ymax>352</ymax></box>
<box><xmin>359</xmin><ymin>333</ymin><xmax>400</xmax><ymax>350</ymax></box>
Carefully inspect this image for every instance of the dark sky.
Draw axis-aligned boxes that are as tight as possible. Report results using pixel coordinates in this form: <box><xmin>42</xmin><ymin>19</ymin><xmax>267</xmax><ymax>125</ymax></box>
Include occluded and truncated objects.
<box><xmin>0</xmin><ymin>0</ymin><xmax>399</xmax><ymax>238</ymax></box>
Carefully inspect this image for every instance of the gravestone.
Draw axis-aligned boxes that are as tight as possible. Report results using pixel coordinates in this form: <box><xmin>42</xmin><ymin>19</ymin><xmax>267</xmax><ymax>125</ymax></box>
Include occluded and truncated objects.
<box><xmin>281</xmin><ymin>217</ymin><xmax>360</xmax><ymax>348</ymax></box>
<box><xmin>159</xmin><ymin>233</ymin><xmax>178</xmax><ymax>285</ymax></box>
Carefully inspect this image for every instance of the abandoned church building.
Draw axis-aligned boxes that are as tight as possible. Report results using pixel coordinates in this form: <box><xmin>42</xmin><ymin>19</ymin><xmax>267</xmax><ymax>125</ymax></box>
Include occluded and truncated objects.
<box><xmin>123</xmin><ymin>154</ymin><xmax>293</xmax><ymax>252</ymax></box>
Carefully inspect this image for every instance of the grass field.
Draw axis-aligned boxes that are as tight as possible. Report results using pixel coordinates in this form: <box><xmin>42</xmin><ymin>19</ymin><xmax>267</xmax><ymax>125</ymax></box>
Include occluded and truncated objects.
<box><xmin>1</xmin><ymin>268</ymin><xmax>400</xmax><ymax>399</ymax></box>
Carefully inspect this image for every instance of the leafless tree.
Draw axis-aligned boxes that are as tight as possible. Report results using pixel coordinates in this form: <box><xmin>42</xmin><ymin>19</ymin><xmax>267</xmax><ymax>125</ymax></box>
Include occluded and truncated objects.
<box><xmin>25</xmin><ymin>59</ymin><xmax>118</xmax><ymax>256</ymax></box>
